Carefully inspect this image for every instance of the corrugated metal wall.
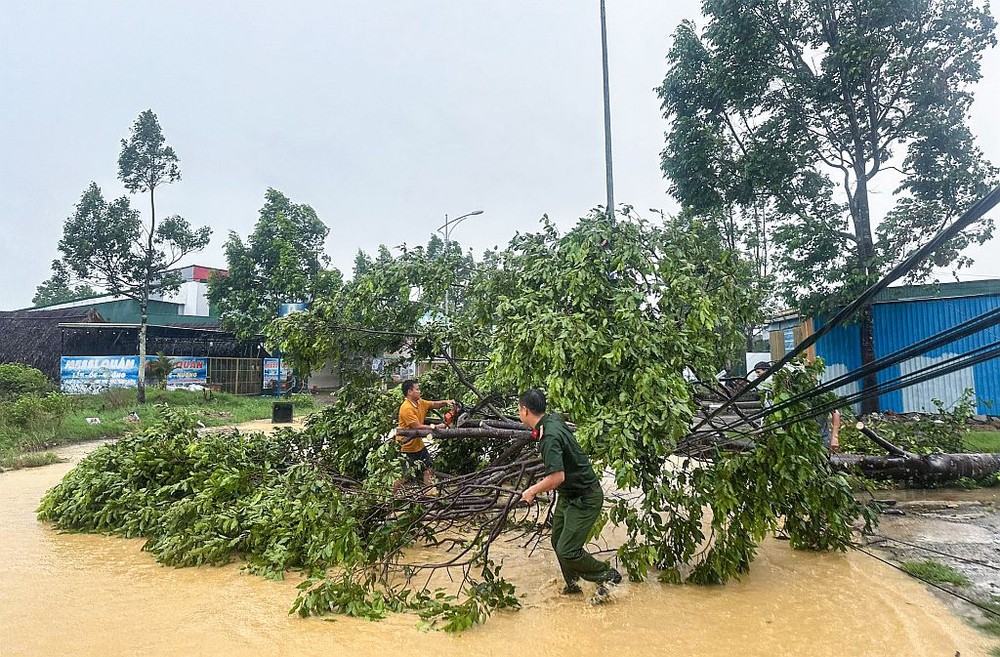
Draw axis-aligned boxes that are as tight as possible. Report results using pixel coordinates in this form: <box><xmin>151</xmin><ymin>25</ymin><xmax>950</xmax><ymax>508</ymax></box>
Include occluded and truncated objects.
<box><xmin>814</xmin><ymin>295</ymin><xmax>1000</xmax><ymax>415</ymax></box>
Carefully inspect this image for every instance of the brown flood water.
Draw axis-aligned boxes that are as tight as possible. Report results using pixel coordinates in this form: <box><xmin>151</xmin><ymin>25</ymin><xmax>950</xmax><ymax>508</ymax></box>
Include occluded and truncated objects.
<box><xmin>0</xmin><ymin>440</ymin><xmax>991</xmax><ymax>657</ymax></box>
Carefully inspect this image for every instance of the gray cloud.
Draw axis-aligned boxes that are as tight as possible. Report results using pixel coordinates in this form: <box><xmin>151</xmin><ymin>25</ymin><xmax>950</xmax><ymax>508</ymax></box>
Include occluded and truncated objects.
<box><xmin>2</xmin><ymin>1</ymin><xmax>998</xmax><ymax>309</ymax></box>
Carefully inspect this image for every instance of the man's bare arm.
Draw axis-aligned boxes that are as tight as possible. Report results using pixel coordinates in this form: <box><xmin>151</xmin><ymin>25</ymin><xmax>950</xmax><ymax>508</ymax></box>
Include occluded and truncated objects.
<box><xmin>521</xmin><ymin>471</ymin><xmax>565</xmax><ymax>503</ymax></box>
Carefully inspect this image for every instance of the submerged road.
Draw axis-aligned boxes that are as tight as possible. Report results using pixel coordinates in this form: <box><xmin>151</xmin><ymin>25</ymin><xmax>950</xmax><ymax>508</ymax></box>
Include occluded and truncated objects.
<box><xmin>0</xmin><ymin>438</ymin><xmax>990</xmax><ymax>657</ymax></box>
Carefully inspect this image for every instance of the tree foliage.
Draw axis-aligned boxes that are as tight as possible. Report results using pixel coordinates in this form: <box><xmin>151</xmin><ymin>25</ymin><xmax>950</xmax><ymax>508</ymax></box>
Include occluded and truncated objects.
<box><xmin>41</xmin><ymin>211</ymin><xmax>876</xmax><ymax>628</ymax></box>
<box><xmin>208</xmin><ymin>189</ymin><xmax>336</xmax><ymax>339</ymax></box>
<box><xmin>32</xmin><ymin>260</ymin><xmax>97</xmax><ymax>306</ymax></box>
<box><xmin>56</xmin><ymin>110</ymin><xmax>211</xmax><ymax>403</ymax></box>
<box><xmin>268</xmin><ymin>233</ymin><xmax>488</xmax><ymax>379</ymax></box>
<box><xmin>658</xmin><ymin>0</ymin><xmax>997</xmax><ymax>410</ymax></box>
<box><xmin>272</xmin><ymin>211</ymin><xmax>871</xmax><ymax>584</ymax></box>
<box><xmin>38</xmin><ymin>403</ymin><xmax>519</xmax><ymax>631</ymax></box>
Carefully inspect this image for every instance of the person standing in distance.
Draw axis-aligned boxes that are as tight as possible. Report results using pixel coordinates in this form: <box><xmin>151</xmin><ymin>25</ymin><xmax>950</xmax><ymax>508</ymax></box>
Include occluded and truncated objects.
<box><xmin>518</xmin><ymin>388</ymin><xmax>622</xmax><ymax>600</ymax></box>
<box><xmin>394</xmin><ymin>379</ymin><xmax>454</xmax><ymax>495</ymax></box>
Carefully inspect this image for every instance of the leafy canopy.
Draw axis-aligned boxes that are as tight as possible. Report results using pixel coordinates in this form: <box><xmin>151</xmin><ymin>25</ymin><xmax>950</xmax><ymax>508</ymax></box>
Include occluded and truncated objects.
<box><xmin>32</xmin><ymin>260</ymin><xmax>97</xmax><ymax>307</ymax></box>
<box><xmin>209</xmin><ymin>188</ymin><xmax>336</xmax><ymax>339</ymax></box>
<box><xmin>274</xmin><ymin>210</ymin><xmax>870</xmax><ymax>585</ymax></box>
<box><xmin>658</xmin><ymin>0</ymin><xmax>998</xmax><ymax>315</ymax></box>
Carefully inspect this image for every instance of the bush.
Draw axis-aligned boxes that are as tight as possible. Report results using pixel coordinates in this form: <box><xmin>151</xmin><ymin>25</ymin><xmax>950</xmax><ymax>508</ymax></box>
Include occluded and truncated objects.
<box><xmin>104</xmin><ymin>387</ymin><xmax>132</xmax><ymax>410</ymax></box>
<box><xmin>0</xmin><ymin>393</ymin><xmax>70</xmax><ymax>429</ymax></box>
<box><xmin>839</xmin><ymin>389</ymin><xmax>975</xmax><ymax>456</ymax></box>
<box><xmin>0</xmin><ymin>363</ymin><xmax>50</xmax><ymax>400</ymax></box>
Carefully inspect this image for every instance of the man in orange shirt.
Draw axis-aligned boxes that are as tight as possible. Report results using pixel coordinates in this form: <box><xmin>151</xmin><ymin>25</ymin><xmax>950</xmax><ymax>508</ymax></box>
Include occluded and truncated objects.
<box><xmin>394</xmin><ymin>379</ymin><xmax>454</xmax><ymax>494</ymax></box>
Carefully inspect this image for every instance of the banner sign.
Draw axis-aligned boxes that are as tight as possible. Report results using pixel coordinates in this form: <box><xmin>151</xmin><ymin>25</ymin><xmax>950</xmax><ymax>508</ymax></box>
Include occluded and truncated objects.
<box><xmin>263</xmin><ymin>357</ymin><xmax>285</xmax><ymax>388</ymax></box>
<box><xmin>278</xmin><ymin>302</ymin><xmax>307</xmax><ymax>317</ymax></box>
<box><xmin>164</xmin><ymin>357</ymin><xmax>208</xmax><ymax>387</ymax></box>
<box><xmin>61</xmin><ymin>356</ymin><xmax>139</xmax><ymax>394</ymax></box>
<box><xmin>60</xmin><ymin>355</ymin><xmax>208</xmax><ymax>394</ymax></box>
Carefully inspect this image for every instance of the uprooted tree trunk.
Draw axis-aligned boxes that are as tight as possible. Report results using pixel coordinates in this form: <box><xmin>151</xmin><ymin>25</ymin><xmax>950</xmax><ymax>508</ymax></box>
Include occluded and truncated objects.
<box><xmin>690</xmin><ymin>384</ymin><xmax>1000</xmax><ymax>485</ymax></box>
<box><xmin>829</xmin><ymin>451</ymin><xmax>1000</xmax><ymax>483</ymax></box>
<box><xmin>827</xmin><ymin>425</ymin><xmax>1000</xmax><ymax>484</ymax></box>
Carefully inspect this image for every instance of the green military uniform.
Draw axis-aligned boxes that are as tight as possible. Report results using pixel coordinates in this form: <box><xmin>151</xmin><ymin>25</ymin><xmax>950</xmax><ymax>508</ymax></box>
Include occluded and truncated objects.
<box><xmin>537</xmin><ymin>413</ymin><xmax>613</xmax><ymax>586</ymax></box>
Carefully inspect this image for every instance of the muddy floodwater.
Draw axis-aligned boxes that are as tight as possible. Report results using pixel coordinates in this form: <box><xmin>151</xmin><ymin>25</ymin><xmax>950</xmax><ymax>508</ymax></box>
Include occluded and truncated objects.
<box><xmin>1</xmin><ymin>441</ymin><xmax>992</xmax><ymax>657</ymax></box>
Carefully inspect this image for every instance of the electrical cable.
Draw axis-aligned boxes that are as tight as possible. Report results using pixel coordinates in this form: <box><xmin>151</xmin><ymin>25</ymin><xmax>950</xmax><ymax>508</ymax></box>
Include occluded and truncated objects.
<box><xmin>870</xmin><ymin>534</ymin><xmax>1000</xmax><ymax>573</ymax></box>
<box><xmin>691</xmin><ymin>321</ymin><xmax>1000</xmax><ymax>443</ymax></box>
<box><xmin>857</xmin><ymin>546</ymin><xmax>1000</xmax><ymax>619</ymax></box>
<box><xmin>688</xmin><ymin>341</ymin><xmax>1000</xmax><ymax>452</ymax></box>
<box><xmin>694</xmin><ymin>185</ymin><xmax>1000</xmax><ymax>432</ymax></box>
<box><xmin>760</xmin><ymin>341</ymin><xmax>1000</xmax><ymax>437</ymax></box>
<box><xmin>695</xmin><ymin>306</ymin><xmax>1000</xmax><ymax>437</ymax></box>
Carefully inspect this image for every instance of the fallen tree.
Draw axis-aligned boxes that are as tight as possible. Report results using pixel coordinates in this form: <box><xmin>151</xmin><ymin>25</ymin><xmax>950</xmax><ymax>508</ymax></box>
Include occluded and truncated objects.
<box><xmin>830</xmin><ymin>451</ymin><xmax>1000</xmax><ymax>482</ymax></box>
<box><xmin>40</xmin><ymin>213</ymin><xmax>877</xmax><ymax>629</ymax></box>
<box><xmin>828</xmin><ymin>424</ymin><xmax>1000</xmax><ymax>483</ymax></box>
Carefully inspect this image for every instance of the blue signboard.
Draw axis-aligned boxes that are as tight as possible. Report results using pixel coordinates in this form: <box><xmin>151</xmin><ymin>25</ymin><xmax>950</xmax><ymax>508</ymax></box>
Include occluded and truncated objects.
<box><xmin>60</xmin><ymin>355</ymin><xmax>208</xmax><ymax>394</ymax></box>
<box><xmin>278</xmin><ymin>302</ymin><xmax>307</xmax><ymax>317</ymax></box>
<box><xmin>61</xmin><ymin>356</ymin><xmax>139</xmax><ymax>394</ymax></box>
<box><xmin>164</xmin><ymin>357</ymin><xmax>208</xmax><ymax>387</ymax></box>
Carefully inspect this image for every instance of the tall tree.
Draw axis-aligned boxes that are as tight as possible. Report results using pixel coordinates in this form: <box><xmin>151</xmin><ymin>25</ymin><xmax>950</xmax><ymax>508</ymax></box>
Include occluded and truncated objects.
<box><xmin>111</xmin><ymin>109</ymin><xmax>209</xmax><ymax>403</ymax></box>
<box><xmin>208</xmin><ymin>188</ymin><xmax>336</xmax><ymax>339</ymax></box>
<box><xmin>32</xmin><ymin>260</ymin><xmax>97</xmax><ymax>306</ymax></box>
<box><xmin>58</xmin><ymin>111</ymin><xmax>211</xmax><ymax>403</ymax></box>
<box><xmin>658</xmin><ymin>0</ymin><xmax>997</xmax><ymax>412</ymax></box>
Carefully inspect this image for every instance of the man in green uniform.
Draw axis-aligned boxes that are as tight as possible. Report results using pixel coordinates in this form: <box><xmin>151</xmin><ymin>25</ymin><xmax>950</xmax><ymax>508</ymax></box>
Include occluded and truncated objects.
<box><xmin>518</xmin><ymin>389</ymin><xmax>621</xmax><ymax>601</ymax></box>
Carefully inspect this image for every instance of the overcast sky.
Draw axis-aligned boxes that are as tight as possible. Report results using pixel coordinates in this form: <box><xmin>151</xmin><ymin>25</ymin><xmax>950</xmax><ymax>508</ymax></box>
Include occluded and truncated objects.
<box><xmin>2</xmin><ymin>1</ymin><xmax>999</xmax><ymax>310</ymax></box>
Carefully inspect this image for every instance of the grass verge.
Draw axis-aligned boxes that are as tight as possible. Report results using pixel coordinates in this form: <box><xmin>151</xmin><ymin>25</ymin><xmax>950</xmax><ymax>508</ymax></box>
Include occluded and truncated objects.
<box><xmin>0</xmin><ymin>451</ymin><xmax>63</xmax><ymax>469</ymax></box>
<box><xmin>900</xmin><ymin>559</ymin><xmax>971</xmax><ymax>586</ymax></box>
<box><xmin>964</xmin><ymin>429</ymin><xmax>1000</xmax><ymax>453</ymax></box>
<box><xmin>0</xmin><ymin>389</ymin><xmax>318</xmax><ymax>471</ymax></box>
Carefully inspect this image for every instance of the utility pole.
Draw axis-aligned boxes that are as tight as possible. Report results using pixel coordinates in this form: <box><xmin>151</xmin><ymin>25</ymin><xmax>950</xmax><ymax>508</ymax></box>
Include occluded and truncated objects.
<box><xmin>600</xmin><ymin>0</ymin><xmax>615</xmax><ymax>224</ymax></box>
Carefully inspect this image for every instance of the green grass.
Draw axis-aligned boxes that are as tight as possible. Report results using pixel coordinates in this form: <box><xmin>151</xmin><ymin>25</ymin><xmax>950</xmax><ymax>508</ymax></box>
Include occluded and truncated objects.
<box><xmin>967</xmin><ymin>597</ymin><xmax>1000</xmax><ymax>641</ymax></box>
<box><xmin>0</xmin><ymin>389</ymin><xmax>319</xmax><ymax>471</ymax></box>
<box><xmin>899</xmin><ymin>559</ymin><xmax>971</xmax><ymax>587</ymax></box>
<box><xmin>963</xmin><ymin>429</ymin><xmax>1000</xmax><ymax>453</ymax></box>
<box><xmin>0</xmin><ymin>451</ymin><xmax>62</xmax><ymax>469</ymax></box>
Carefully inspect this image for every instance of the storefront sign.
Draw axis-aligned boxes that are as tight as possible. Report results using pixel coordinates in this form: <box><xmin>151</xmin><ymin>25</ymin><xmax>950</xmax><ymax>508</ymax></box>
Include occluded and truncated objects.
<box><xmin>60</xmin><ymin>355</ymin><xmax>208</xmax><ymax>394</ymax></box>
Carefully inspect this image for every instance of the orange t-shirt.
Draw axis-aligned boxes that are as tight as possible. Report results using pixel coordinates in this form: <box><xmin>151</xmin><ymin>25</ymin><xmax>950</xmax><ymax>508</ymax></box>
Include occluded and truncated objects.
<box><xmin>397</xmin><ymin>398</ymin><xmax>434</xmax><ymax>453</ymax></box>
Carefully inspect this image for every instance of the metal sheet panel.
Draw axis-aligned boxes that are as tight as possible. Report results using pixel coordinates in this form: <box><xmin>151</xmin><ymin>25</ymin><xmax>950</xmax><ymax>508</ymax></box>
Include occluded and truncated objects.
<box><xmin>813</xmin><ymin>317</ymin><xmax>862</xmax><ymax>409</ymax></box>
<box><xmin>873</xmin><ymin>296</ymin><xmax>1000</xmax><ymax>415</ymax></box>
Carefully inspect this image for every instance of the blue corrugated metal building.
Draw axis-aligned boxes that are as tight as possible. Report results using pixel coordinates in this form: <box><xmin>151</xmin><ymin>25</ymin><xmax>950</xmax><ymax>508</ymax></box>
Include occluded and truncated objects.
<box><xmin>778</xmin><ymin>280</ymin><xmax>1000</xmax><ymax>416</ymax></box>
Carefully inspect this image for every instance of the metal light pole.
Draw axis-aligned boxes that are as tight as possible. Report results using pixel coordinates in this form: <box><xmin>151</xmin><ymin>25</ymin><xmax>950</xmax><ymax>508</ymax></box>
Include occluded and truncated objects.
<box><xmin>600</xmin><ymin>0</ymin><xmax>615</xmax><ymax>224</ymax></box>
<box><xmin>437</xmin><ymin>210</ymin><xmax>483</xmax><ymax>320</ymax></box>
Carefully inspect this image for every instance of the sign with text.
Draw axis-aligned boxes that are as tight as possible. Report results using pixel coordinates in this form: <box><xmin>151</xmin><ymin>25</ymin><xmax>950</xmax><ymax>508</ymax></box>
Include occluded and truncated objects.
<box><xmin>263</xmin><ymin>357</ymin><xmax>285</xmax><ymax>388</ymax></box>
<box><xmin>60</xmin><ymin>355</ymin><xmax>208</xmax><ymax>394</ymax></box>
<box><xmin>278</xmin><ymin>302</ymin><xmax>307</xmax><ymax>317</ymax></box>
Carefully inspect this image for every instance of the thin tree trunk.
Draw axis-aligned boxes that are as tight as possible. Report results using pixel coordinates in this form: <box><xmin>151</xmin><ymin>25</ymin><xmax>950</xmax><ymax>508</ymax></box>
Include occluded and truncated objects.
<box><xmin>859</xmin><ymin>304</ymin><xmax>879</xmax><ymax>414</ymax></box>
<box><xmin>137</xmin><ymin>296</ymin><xmax>147</xmax><ymax>404</ymax></box>
<box><xmin>137</xmin><ymin>185</ymin><xmax>156</xmax><ymax>405</ymax></box>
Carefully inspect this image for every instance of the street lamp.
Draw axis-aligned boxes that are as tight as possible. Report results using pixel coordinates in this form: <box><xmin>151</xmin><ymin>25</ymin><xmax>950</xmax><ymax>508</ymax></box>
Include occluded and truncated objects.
<box><xmin>436</xmin><ymin>209</ymin><xmax>483</xmax><ymax>319</ymax></box>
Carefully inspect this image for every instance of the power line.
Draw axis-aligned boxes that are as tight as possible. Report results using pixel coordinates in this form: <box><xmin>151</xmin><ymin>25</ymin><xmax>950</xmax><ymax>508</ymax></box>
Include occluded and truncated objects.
<box><xmin>870</xmin><ymin>534</ymin><xmax>1000</xmax><ymax>573</ymax></box>
<box><xmin>694</xmin><ymin>185</ymin><xmax>1000</xmax><ymax>432</ymax></box>
<box><xmin>857</xmin><ymin>546</ymin><xmax>1000</xmax><ymax>619</ymax></box>
<box><xmin>730</xmin><ymin>307</ymin><xmax>999</xmax><ymax>431</ymax></box>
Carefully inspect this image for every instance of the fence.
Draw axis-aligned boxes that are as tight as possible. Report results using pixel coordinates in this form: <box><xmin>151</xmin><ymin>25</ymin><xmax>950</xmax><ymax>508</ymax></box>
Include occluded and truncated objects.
<box><xmin>207</xmin><ymin>357</ymin><xmax>264</xmax><ymax>395</ymax></box>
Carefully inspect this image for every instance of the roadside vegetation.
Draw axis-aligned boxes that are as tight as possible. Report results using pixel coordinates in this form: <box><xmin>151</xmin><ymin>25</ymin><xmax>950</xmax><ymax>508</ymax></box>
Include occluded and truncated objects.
<box><xmin>963</xmin><ymin>429</ymin><xmax>1000</xmax><ymax>454</ymax></box>
<box><xmin>0</xmin><ymin>363</ymin><xmax>316</xmax><ymax>471</ymax></box>
<box><xmin>899</xmin><ymin>559</ymin><xmax>971</xmax><ymax>587</ymax></box>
